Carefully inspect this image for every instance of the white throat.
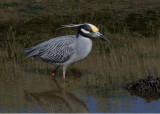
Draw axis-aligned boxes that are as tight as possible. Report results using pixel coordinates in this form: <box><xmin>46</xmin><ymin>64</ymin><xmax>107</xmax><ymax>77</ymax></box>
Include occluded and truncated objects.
<box><xmin>75</xmin><ymin>34</ymin><xmax>92</xmax><ymax>62</ymax></box>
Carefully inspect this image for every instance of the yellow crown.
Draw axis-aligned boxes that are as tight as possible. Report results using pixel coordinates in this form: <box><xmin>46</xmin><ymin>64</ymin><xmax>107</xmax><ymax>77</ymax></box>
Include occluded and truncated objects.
<box><xmin>87</xmin><ymin>24</ymin><xmax>99</xmax><ymax>32</ymax></box>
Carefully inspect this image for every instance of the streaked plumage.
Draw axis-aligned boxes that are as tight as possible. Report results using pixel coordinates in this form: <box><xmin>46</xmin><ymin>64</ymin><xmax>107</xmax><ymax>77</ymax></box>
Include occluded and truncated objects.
<box><xmin>26</xmin><ymin>35</ymin><xmax>76</xmax><ymax>65</ymax></box>
<box><xmin>25</xmin><ymin>23</ymin><xmax>110</xmax><ymax>80</ymax></box>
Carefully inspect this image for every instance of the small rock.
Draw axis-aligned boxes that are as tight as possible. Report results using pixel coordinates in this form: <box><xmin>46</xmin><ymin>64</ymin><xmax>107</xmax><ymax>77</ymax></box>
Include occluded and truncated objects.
<box><xmin>124</xmin><ymin>75</ymin><xmax>160</xmax><ymax>99</ymax></box>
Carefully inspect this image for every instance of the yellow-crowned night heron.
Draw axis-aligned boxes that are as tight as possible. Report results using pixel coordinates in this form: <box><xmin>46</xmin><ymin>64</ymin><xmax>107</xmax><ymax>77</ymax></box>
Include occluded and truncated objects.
<box><xmin>25</xmin><ymin>23</ymin><xmax>110</xmax><ymax>80</ymax></box>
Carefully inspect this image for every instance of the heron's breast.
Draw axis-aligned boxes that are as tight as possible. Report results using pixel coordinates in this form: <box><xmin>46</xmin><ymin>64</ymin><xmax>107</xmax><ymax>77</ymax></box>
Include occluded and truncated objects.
<box><xmin>75</xmin><ymin>37</ymin><xmax>92</xmax><ymax>62</ymax></box>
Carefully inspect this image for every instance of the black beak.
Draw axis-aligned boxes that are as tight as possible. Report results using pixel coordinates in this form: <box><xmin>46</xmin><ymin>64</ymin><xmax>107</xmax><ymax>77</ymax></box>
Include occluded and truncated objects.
<box><xmin>98</xmin><ymin>34</ymin><xmax>110</xmax><ymax>43</ymax></box>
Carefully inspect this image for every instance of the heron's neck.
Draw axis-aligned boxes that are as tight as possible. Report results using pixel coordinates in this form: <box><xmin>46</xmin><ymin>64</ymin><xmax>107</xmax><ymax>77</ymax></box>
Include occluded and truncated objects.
<box><xmin>75</xmin><ymin>34</ymin><xmax>92</xmax><ymax>61</ymax></box>
<box><xmin>77</xmin><ymin>34</ymin><xmax>91</xmax><ymax>41</ymax></box>
<box><xmin>76</xmin><ymin>33</ymin><xmax>80</xmax><ymax>38</ymax></box>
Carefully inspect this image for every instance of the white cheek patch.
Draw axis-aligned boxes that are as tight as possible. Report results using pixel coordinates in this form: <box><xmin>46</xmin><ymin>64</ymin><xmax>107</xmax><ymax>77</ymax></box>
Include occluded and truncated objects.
<box><xmin>81</xmin><ymin>28</ymin><xmax>90</xmax><ymax>34</ymax></box>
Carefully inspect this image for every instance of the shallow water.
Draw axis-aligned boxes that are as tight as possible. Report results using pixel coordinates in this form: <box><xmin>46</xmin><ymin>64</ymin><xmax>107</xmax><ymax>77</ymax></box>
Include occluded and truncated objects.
<box><xmin>0</xmin><ymin>69</ymin><xmax>160</xmax><ymax>113</ymax></box>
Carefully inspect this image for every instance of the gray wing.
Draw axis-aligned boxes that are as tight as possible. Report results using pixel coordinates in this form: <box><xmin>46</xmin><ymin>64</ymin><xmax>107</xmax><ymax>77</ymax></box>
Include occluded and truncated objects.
<box><xmin>25</xmin><ymin>35</ymin><xmax>77</xmax><ymax>64</ymax></box>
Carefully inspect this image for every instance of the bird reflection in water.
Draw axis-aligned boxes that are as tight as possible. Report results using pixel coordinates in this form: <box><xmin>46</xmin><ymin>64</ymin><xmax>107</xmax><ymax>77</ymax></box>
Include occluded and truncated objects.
<box><xmin>25</xmin><ymin>79</ymin><xmax>89</xmax><ymax>113</ymax></box>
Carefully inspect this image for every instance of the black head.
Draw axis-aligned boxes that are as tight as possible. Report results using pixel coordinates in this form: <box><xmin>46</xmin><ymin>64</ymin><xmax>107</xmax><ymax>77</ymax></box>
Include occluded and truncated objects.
<box><xmin>77</xmin><ymin>23</ymin><xmax>110</xmax><ymax>42</ymax></box>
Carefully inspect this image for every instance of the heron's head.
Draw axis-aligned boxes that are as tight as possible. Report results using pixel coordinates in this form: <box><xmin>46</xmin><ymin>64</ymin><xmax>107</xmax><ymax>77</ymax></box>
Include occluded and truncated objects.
<box><xmin>78</xmin><ymin>23</ymin><xmax>110</xmax><ymax>43</ymax></box>
<box><xmin>58</xmin><ymin>23</ymin><xmax>110</xmax><ymax>43</ymax></box>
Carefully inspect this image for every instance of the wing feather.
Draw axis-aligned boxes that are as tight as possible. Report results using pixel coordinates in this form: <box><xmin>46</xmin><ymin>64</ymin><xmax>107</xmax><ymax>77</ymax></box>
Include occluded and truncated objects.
<box><xmin>25</xmin><ymin>35</ymin><xmax>77</xmax><ymax>64</ymax></box>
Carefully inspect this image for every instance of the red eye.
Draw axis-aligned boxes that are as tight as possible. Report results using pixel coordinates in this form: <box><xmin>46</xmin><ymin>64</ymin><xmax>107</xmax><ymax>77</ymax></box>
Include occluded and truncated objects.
<box><xmin>89</xmin><ymin>30</ymin><xmax>93</xmax><ymax>33</ymax></box>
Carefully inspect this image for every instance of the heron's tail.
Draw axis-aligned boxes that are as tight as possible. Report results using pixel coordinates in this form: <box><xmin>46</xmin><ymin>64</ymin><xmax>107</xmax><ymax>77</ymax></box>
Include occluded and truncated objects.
<box><xmin>25</xmin><ymin>47</ymin><xmax>37</xmax><ymax>57</ymax></box>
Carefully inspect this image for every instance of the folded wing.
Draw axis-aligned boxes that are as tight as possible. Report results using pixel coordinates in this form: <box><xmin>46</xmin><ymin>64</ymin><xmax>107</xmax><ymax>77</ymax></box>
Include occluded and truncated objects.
<box><xmin>25</xmin><ymin>35</ymin><xmax>77</xmax><ymax>64</ymax></box>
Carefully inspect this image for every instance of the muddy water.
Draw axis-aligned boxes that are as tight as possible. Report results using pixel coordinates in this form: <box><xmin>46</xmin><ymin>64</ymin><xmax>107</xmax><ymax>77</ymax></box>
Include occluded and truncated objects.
<box><xmin>0</xmin><ymin>67</ymin><xmax>160</xmax><ymax>113</ymax></box>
